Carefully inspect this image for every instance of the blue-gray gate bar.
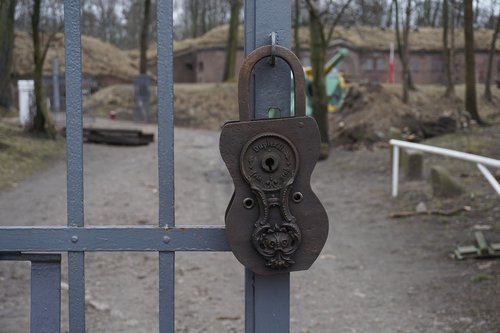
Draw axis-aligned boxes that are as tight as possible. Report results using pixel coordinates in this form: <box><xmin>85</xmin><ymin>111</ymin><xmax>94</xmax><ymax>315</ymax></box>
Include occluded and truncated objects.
<box><xmin>0</xmin><ymin>253</ymin><xmax>61</xmax><ymax>333</ymax></box>
<box><xmin>244</xmin><ymin>0</ymin><xmax>292</xmax><ymax>331</ymax></box>
<box><xmin>0</xmin><ymin>226</ymin><xmax>229</xmax><ymax>251</ymax></box>
<box><xmin>157</xmin><ymin>0</ymin><xmax>175</xmax><ymax>331</ymax></box>
<box><xmin>32</xmin><ymin>259</ymin><xmax>62</xmax><ymax>333</ymax></box>
<box><xmin>64</xmin><ymin>0</ymin><xmax>85</xmax><ymax>331</ymax></box>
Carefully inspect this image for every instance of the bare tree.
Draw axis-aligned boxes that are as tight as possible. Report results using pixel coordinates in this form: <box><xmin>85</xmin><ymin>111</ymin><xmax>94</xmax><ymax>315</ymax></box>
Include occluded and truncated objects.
<box><xmin>189</xmin><ymin>0</ymin><xmax>200</xmax><ymax>37</ymax></box>
<box><xmin>442</xmin><ymin>0</ymin><xmax>455</xmax><ymax>98</ymax></box>
<box><xmin>222</xmin><ymin>0</ymin><xmax>241</xmax><ymax>81</ymax></box>
<box><xmin>354</xmin><ymin>0</ymin><xmax>386</xmax><ymax>26</ymax></box>
<box><xmin>402</xmin><ymin>0</ymin><xmax>412</xmax><ymax>102</ymax></box>
<box><xmin>385</xmin><ymin>0</ymin><xmax>394</xmax><ymax>28</ymax></box>
<box><xmin>484</xmin><ymin>15</ymin><xmax>500</xmax><ymax>102</ymax></box>
<box><xmin>394</xmin><ymin>0</ymin><xmax>416</xmax><ymax>104</ymax></box>
<box><xmin>173</xmin><ymin>0</ymin><xmax>230</xmax><ymax>39</ymax></box>
<box><xmin>0</xmin><ymin>0</ymin><xmax>17</xmax><ymax>112</ymax></box>
<box><xmin>139</xmin><ymin>0</ymin><xmax>151</xmax><ymax>74</ymax></box>
<box><xmin>463</xmin><ymin>0</ymin><xmax>484</xmax><ymax>125</ymax></box>
<box><xmin>305</xmin><ymin>0</ymin><xmax>353</xmax><ymax>159</ymax></box>
<box><xmin>31</xmin><ymin>0</ymin><xmax>57</xmax><ymax>137</ymax></box>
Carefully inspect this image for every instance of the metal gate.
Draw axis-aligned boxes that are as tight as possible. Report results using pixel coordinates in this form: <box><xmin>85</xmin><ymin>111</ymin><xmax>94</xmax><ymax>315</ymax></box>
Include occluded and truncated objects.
<box><xmin>0</xmin><ymin>0</ymin><xmax>295</xmax><ymax>331</ymax></box>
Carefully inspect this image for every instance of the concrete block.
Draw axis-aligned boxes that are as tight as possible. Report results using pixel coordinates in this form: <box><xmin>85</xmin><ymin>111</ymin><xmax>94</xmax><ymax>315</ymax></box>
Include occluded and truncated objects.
<box><xmin>402</xmin><ymin>149</ymin><xmax>423</xmax><ymax>180</ymax></box>
<box><xmin>430</xmin><ymin>165</ymin><xmax>465</xmax><ymax>198</ymax></box>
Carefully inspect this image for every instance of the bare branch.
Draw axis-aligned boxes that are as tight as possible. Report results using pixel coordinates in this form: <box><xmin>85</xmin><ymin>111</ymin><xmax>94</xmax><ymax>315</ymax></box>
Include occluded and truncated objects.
<box><xmin>304</xmin><ymin>0</ymin><xmax>326</xmax><ymax>45</ymax></box>
<box><xmin>326</xmin><ymin>0</ymin><xmax>354</xmax><ymax>43</ymax></box>
<box><xmin>41</xmin><ymin>31</ymin><xmax>58</xmax><ymax>65</ymax></box>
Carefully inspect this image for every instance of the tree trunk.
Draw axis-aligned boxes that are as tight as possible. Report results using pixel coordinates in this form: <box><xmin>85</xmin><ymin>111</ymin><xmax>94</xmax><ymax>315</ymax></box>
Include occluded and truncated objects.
<box><xmin>463</xmin><ymin>0</ymin><xmax>484</xmax><ymax>125</ymax></box>
<box><xmin>450</xmin><ymin>0</ymin><xmax>456</xmax><ymax>92</ymax></box>
<box><xmin>404</xmin><ymin>0</ymin><xmax>416</xmax><ymax>91</ymax></box>
<box><xmin>200</xmin><ymin>1</ymin><xmax>207</xmax><ymax>35</ymax></box>
<box><xmin>484</xmin><ymin>15</ymin><xmax>499</xmax><ymax>102</ymax></box>
<box><xmin>402</xmin><ymin>0</ymin><xmax>410</xmax><ymax>102</ymax></box>
<box><xmin>189</xmin><ymin>0</ymin><xmax>199</xmax><ymax>38</ymax></box>
<box><xmin>395</xmin><ymin>0</ymin><xmax>416</xmax><ymax>104</ymax></box>
<box><xmin>31</xmin><ymin>0</ymin><xmax>56</xmax><ymax>137</ymax></box>
<box><xmin>443</xmin><ymin>0</ymin><xmax>455</xmax><ymax>98</ymax></box>
<box><xmin>431</xmin><ymin>1</ymin><xmax>440</xmax><ymax>27</ymax></box>
<box><xmin>385</xmin><ymin>1</ymin><xmax>393</xmax><ymax>28</ymax></box>
<box><xmin>0</xmin><ymin>0</ymin><xmax>16</xmax><ymax>112</ymax></box>
<box><xmin>139</xmin><ymin>0</ymin><xmax>151</xmax><ymax>74</ymax></box>
<box><xmin>222</xmin><ymin>0</ymin><xmax>241</xmax><ymax>82</ymax></box>
<box><xmin>308</xmin><ymin>6</ymin><xmax>328</xmax><ymax>156</ymax></box>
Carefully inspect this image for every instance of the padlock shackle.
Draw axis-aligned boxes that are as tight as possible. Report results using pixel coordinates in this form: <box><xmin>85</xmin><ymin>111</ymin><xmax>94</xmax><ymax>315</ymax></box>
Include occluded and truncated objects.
<box><xmin>238</xmin><ymin>45</ymin><xmax>306</xmax><ymax>121</ymax></box>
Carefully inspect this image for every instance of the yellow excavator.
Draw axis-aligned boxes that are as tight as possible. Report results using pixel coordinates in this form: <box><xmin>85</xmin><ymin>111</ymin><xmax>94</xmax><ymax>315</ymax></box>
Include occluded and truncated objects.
<box><xmin>300</xmin><ymin>48</ymin><xmax>349</xmax><ymax>116</ymax></box>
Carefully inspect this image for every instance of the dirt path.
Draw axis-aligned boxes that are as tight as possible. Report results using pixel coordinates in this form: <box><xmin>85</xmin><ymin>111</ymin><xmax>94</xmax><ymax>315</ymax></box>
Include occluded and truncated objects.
<box><xmin>0</xmin><ymin>126</ymin><xmax>498</xmax><ymax>333</ymax></box>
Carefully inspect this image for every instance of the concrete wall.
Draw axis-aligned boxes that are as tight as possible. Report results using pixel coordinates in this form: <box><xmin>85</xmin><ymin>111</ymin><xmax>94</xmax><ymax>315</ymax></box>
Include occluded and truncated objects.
<box><xmin>348</xmin><ymin>50</ymin><xmax>500</xmax><ymax>85</ymax></box>
<box><xmin>194</xmin><ymin>49</ymin><xmax>245</xmax><ymax>82</ymax></box>
<box><xmin>174</xmin><ymin>46</ymin><xmax>500</xmax><ymax>85</ymax></box>
<box><xmin>173</xmin><ymin>52</ymin><xmax>197</xmax><ymax>83</ymax></box>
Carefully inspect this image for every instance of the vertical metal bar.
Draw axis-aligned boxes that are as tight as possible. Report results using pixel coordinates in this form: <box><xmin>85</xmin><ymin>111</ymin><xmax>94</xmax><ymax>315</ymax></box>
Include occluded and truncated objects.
<box><xmin>64</xmin><ymin>0</ymin><xmax>85</xmax><ymax>331</ymax></box>
<box><xmin>157</xmin><ymin>0</ymin><xmax>175</xmax><ymax>332</ymax></box>
<box><xmin>392</xmin><ymin>146</ymin><xmax>399</xmax><ymax>197</ymax></box>
<box><xmin>68</xmin><ymin>252</ymin><xmax>85</xmax><ymax>332</ymax></box>
<box><xmin>157</xmin><ymin>0</ymin><xmax>174</xmax><ymax>230</ymax></box>
<box><xmin>31</xmin><ymin>261</ymin><xmax>61</xmax><ymax>333</ymax></box>
<box><xmin>245</xmin><ymin>272</ymin><xmax>291</xmax><ymax>333</ymax></box>
<box><xmin>244</xmin><ymin>0</ymin><xmax>292</xmax><ymax>332</ymax></box>
<box><xmin>244</xmin><ymin>0</ymin><xmax>292</xmax><ymax>119</ymax></box>
<box><xmin>51</xmin><ymin>56</ymin><xmax>60</xmax><ymax>113</ymax></box>
<box><xmin>244</xmin><ymin>270</ymin><xmax>255</xmax><ymax>332</ymax></box>
<box><xmin>254</xmin><ymin>274</ymin><xmax>290</xmax><ymax>332</ymax></box>
<box><xmin>159</xmin><ymin>252</ymin><xmax>175</xmax><ymax>333</ymax></box>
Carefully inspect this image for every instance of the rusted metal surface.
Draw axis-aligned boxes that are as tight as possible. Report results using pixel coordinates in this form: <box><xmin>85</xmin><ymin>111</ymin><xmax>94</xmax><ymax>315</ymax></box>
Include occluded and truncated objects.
<box><xmin>220</xmin><ymin>45</ymin><xmax>329</xmax><ymax>275</ymax></box>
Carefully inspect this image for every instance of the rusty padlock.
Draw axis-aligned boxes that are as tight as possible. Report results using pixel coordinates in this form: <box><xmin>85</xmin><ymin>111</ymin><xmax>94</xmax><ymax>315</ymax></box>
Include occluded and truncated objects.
<box><xmin>220</xmin><ymin>45</ymin><xmax>329</xmax><ymax>275</ymax></box>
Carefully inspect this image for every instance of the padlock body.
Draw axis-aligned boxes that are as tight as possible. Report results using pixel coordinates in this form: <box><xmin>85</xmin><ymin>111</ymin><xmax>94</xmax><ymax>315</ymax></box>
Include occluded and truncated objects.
<box><xmin>220</xmin><ymin>116</ymin><xmax>329</xmax><ymax>275</ymax></box>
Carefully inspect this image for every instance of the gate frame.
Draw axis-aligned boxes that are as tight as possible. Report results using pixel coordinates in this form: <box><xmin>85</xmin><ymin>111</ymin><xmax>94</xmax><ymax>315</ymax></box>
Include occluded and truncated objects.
<box><xmin>0</xmin><ymin>0</ymin><xmax>294</xmax><ymax>332</ymax></box>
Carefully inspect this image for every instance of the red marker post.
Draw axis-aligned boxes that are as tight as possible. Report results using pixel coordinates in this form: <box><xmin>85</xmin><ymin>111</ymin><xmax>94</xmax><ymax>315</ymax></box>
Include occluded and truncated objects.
<box><xmin>388</xmin><ymin>42</ymin><xmax>395</xmax><ymax>84</ymax></box>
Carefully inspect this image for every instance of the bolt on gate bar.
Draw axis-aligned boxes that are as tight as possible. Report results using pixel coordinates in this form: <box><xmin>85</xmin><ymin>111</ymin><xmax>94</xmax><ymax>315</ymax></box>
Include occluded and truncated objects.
<box><xmin>390</xmin><ymin>139</ymin><xmax>500</xmax><ymax>198</ymax></box>
<box><xmin>0</xmin><ymin>0</ymin><xmax>295</xmax><ymax>332</ymax></box>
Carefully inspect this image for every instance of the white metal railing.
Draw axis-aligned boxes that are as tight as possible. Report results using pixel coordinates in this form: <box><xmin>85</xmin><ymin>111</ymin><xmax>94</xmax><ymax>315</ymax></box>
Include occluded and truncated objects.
<box><xmin>390</xmin><ymin>139</ymin><xmax>500</xmax><ymax>198</ymax></box>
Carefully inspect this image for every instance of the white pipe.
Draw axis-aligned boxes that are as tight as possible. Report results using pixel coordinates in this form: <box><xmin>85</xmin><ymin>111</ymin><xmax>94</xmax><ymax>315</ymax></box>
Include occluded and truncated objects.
<box><xmin>477</xmin><ymin>164</ymin><xmax>500</xmax><ymax>197</ymax></box>
<box><xmin>390</xmin><ymin>139</ymin><xmax>500</xmax><ymax>169</ymax></box>
<box><xmin>392</xmin><ymin>145</ymin><xmax>399</xmax><ymax>197</ymax></box>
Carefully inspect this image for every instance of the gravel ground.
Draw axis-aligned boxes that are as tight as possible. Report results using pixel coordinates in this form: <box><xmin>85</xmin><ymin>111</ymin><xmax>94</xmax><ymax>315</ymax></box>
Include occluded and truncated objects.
<box><xmin>0</xmin><ymin>123</ymin><xmax>499</xmax><ymax>333</ymax></box>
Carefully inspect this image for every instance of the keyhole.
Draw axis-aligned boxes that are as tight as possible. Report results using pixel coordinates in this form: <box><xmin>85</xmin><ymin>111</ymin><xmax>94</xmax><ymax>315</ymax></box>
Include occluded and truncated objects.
<box><xmin>265</xmin><ymin>158</ymin><xmax>274</xmax><ymax>171</ymax></box>
<box><xmin>261</xmin><ymin>152</ymin><xmax>279</xmax><ymax>172</ymax></box>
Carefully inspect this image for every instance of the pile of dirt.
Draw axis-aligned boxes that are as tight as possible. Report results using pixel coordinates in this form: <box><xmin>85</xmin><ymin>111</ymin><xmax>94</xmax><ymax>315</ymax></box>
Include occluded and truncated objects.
<box><xmin>330</xmin><ymin>82</ymin><xmax>500</xmax><ymax>147</ymax></box>
<box><xmin>13</xmin><ymin>32</ymin><xmax>138</xmax><ymax>83</ymax></box>
<box><xmin>83</xmin><ymin>84</ymin><xmax>140</xmax><ymax>118</ymax></box>
<box><xmin>83</xmin><ymin>83</ymin><xmax>238</xmax><ymax>128</ymax></box>
<box><xmin>173</xmin><ymin>83</ymin><xmax>238</xmax><ymax>128</ymax></box>
<box><xmin>174</xmin><ymin>25</ymin><xmax>244</xmax><ymax>54</ymax></box>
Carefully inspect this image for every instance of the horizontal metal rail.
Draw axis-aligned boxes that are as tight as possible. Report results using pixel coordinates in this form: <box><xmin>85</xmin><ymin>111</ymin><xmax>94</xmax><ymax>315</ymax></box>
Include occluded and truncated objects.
<box><xmin>0</xmin><ymin>226</ymin><xmax>230</xmax><ymax>252</ymax></box>
<box><xmin>390</xmin><ymin>140</ymin><xmax>500</xmax><ymax>168</ymax></box>
<box><xmin>390</xmin><ymin>139</ymin><xmax>500</xmax><ymax>197</ymax></box>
